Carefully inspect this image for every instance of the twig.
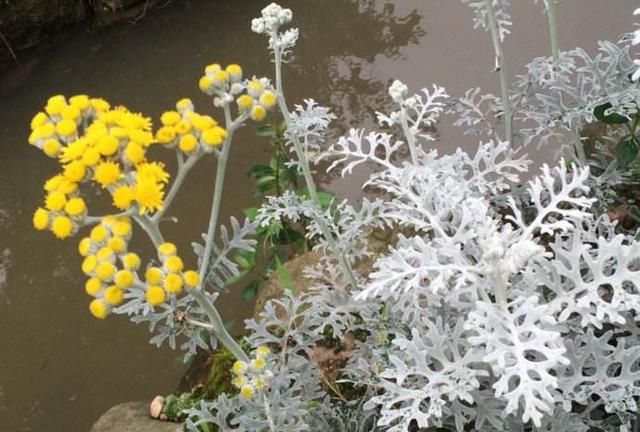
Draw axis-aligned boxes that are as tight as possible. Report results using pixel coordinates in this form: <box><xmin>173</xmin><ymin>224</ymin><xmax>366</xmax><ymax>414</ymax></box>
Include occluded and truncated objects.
<box><xmin>130</xmin><ymin>0</ymin><xmax>151</xmax><ymax>24</ymax></box>
<box><xmin>0</xmin><ymin>31</ymin><xmax>19</xmax><ymax>65</ymax></box>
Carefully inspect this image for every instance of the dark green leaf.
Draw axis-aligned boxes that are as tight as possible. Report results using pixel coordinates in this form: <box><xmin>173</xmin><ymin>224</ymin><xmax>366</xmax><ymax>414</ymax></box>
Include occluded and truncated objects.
<box><xmin>241</xmin><ymin>279</ymin><xmax>261</xmax><ymax>301</ymax></box>
<box><xmin>256</xmin><ymin>124</ymin><xmax>276</xmax><ymax>137</ymax></box>
<box><xmin>317</xmin><ymin>191</ymin><xmax>335</xmax><ymax>209</ymax></box>
<box><xmin>594</xmin><ymin>103</ymin><xmax>629</xmax><ymax>124</ymax></box>
<box><xmin>616</xmin><ymin>135</ymin><xmax>639</xmax><ymax>169</ymax></box>
<box><xmin>248</xmin><ymin>164</ymin><xmax>274</xmax><ymax>178</ymax></box>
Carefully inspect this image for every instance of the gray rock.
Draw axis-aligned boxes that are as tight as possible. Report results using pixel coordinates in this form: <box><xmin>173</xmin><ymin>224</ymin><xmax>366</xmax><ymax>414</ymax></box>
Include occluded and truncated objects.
<box><xmin>90</xmin><ymin>401</ymin><xmax>182</xmax><ymax>432</ymax></box>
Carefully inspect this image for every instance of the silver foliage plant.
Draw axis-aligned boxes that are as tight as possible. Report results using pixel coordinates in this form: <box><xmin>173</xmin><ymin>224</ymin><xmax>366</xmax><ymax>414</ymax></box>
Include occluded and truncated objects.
<box><xmin>185</xmin><ymin>2</ymin><xmax>640</xmax><ymax>432</ymax></box>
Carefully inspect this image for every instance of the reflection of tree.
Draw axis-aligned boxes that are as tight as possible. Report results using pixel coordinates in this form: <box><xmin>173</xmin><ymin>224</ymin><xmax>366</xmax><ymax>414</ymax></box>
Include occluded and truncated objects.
<box><xmin>289</xmin><ymin>0</ymin><xmax>424</xmax><ymax>131</ymax></box>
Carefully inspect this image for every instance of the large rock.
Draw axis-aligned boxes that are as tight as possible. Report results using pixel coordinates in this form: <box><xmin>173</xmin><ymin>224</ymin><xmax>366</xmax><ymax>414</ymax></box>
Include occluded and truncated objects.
<box><xmin>90</xmin><ymin>401</ymin><xmax>182</xmax><ymax>432</ymax></box>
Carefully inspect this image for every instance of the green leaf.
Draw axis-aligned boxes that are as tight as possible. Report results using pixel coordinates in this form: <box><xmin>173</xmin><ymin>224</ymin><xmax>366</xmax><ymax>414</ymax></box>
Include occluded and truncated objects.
<box><xmin>594</xmin><ymin>103</ymin><xmax>629</xmax><ymax>124</ymax></box>
<box><xmin>234</xmin><ymin>249</ymin><xmax>256</xmax><ymax>269</ymax></box>
<box><xmin>248</xmin><ymin>164</ymin><xmax>274</xmax><ymax>178</ymax></box>
<box><xmin>241</xmin><ymin>279</ymin><xmax>261</xmax><ymax>301</ymax></box>
<box><xmin>256</xmin><ymin>124</ymin><xmax>276</xmax><ymax>137</ymax></box>
<box><xmin>616</xmin><ymin>135</ymin><xmax>639</xmax><ymax>169</ymax></box>
<box><xmin>275</xmin><ymin>256</ymin><xmax>294</xmax><ymax>294</ymax></box>
<box><xmin>316</xmin><ymin>191</ymin><xmax>335</xmax><ymax>209</ymax></box>
<box><xmin>243</xmin><ymin>207</ymin><xmax>259</xmax><ymax>220</ymax></box>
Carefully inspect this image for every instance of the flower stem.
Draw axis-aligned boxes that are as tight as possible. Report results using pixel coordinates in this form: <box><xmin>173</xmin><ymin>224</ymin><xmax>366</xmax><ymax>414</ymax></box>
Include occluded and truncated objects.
<box><xmin>273</xmin><ymin>43</ymin><xmax>358</xmax><ymax>290</ymax></box>
<box><xmin>485</xmin><ymin>0</ymin><xmax>513</xmax><ymax>144</ymax></box>
<box><xmin>400</xmin><ymin>109</ymin><xmax>419</xmax><ymax>165</ymax></box>
<box><xmin>152</xmin><ymin>152</ymin><xmax>200</xmax><ymax>224</ymax></box>
<box><xmin>546</xmin><ymin>0</ymin><xmax>560</xmax><ymax>61</ymax></box>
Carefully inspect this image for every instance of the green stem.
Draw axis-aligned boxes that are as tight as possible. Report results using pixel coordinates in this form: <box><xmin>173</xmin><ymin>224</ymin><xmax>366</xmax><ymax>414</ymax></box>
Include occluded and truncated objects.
<box><xmin>485</xmin><ymin>0</ymin><xmax>513</xmax><ymax>144</ymax></box>
<box><xmin>546</xmin><ymin>0</ymin><xmax>560</xmax><ymax>61</ymax></box>
<box><xmin>273</xmin><ymin>42</ymin><xmax>358</xmax><ymax>290</ymax></box>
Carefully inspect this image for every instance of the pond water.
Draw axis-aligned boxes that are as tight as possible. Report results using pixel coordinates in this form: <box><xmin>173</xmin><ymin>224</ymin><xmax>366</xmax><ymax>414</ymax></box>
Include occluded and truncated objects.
<box><xmin>0</xmin><ymin>0</ymin><xmax>636</xmax><ymax>430</ymax></box>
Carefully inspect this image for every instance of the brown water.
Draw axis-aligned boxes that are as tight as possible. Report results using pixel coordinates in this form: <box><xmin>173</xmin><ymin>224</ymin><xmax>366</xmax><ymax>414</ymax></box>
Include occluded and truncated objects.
<box><xmin>0</xmin><ymin>1</ymin><xmax>636</xmax><ymax>430</ymax></box>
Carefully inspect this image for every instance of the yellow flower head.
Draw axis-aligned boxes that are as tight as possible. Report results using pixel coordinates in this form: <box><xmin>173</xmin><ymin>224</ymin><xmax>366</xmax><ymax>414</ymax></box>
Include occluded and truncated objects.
<box><xmin>256</xmin><ymin>345</ymin><xmax>271</xmax><ymax>358</ymax></box>
<box><xmin>145</xmin><ymin>266</ymin><xmax>164</xmax><ymax>285</ymax></box>
<box><xmin>31</xmin><ymin>112</ymin><xmax>50</xmax><ymax>129</ymax></box>
<box><xmin>157</xmin><ymin>242</ymin><xmax>176</xmax><ymax>258</ymax></box>
<box><xmin>240</xmin><ymin>385</ymin><xmax>255</xmax><ymax>399</ymax></box>
<box><xmin>55</xmin><ymin>119</ymin><xmax>77</xmax><ymax>138</ymax></box>
<box><xmin>232</xmin><ymin>375</ymin><xmax>246</xmax><ymax>388</ymax></box>
<box><xmin>33</xmin><ymin>208</ymin><xmax>49</xmax><ymax>230</ymax></box>
<box><xmin>107</xmin><ymin>237</ymin><xmax>127</xmax><ymax>253</ymax></box>
<box><xmin>164</xmin><ymin>255</ymin><xmax>184</xmax><ymax>272</ymax></box>
<box><xmin>212</xmin><ymin>70</ymin><xmax>229</xmax><ymax>87</ymax></box>
<box><xmin>251</xmin><ymin>357</ymin><xmax>266</xmax><ymax>370</ymax></box>
<box><xmin>134</xmin><ymin>176</ymin><xmax>164</xmax><ymax>214</ymax></box>
<box><xmin>175</xmin><ymin>120</ymin><xmax>192</xmax><ymax>135</ymax></box>
<box><xmin>160</xmin><ymin>111</ymin><xmax>181</xmax><ymax>127</ymax></box>
<box><xmin>82</xmin><ymin>255</ymin><xmax>98</xmax><ymax>275</ymax></box>
<box><xmin>199</xmin><ymin>76</ymin><xmax>213</xmax><ymax>93</ymax></box>
<box><xmin>176</xmin><ymin>98</ymin><xmax>194</xmax><ymax>114</ymax></box>
<box><xmin>183</xmin><ymin>270</ymin><xmax>200</xmax><ymax>289</ymax></box>
<box><xmin>89</xmin><ymin>298</ymin><xmax>109</xmax><ymax>319</ymax></box>
<box><xmin>104</xmin><ymin>286</ymin><xmax>124</xmax><ymax>306</ymax></box>
<box><xmin>90</xmin><ymin>224</ymin><xmax>108</xmax><ymax>243</ymax></box>
<box><xmin>163</xmin><ymin>273</ymin><xmax>183</xmax><ymax>294</ymax></box>
<box><xmin>42</xmin><ymin>138</ymin><xmax>61</xmax><ymax>157</ymax></box>
<box><xmin>232</xmin><ymin>360</ymin><xmax>248</xmax><ymax>375</ymax></box>
<box><xmin>201</xmin><ymin>128</ymin><xmax>224</xmax><ymax>147</ymax></box>
<box><xmin>64</xmin><ymin>197</ymin><xmax>87</xmax><ymax>217</ymax></box>
<box><xmin>155</xmin><ymin>126</ymin><xmax>176</xmax><ymax>144</ymax></box>
<box><xmin>259</xmin><ymin>90</ymin><xmax>277</xmax><ymax>109</ymax></box>
<box><xmin>69</xmin><ymin>94</ymin><xmax>90</xmax><ymax>110</ymax></box>
<box><xmin>97</xmin><ymin>135</ymin><xmax>119</xmax><ymax>156</ymax></box>
<box><xmin>112</xmin><ymin>185</ymin><xmax>135</xmax><ymax>210</ymax></box>
<box><xmin>121</xmin><ymin>252</ymin><xmax>141</xmax><ymax>270</ymax></box>
<box><xmin>137</xmin><ymin>162</ymin><xmax>170</xmax><ymax>183</ymax></box>
<box><xmin>94</xmin><ymin>161</ymin><xmax>122</xmax><ymax>187</ymax></box>
<box><xmin>115</xmin><ymin>269</ymin><xmax>134</xmax><ymax>289</ymax></box>
<box><xmin>61</xmin><ymin>105</ymin><xmax>81</xmax><ymax>122</ymax></box>
<box><xmin>90</xmin><ymin>98</ymin><xmax>111</xmax><ymax>113</ymax></box>
<box><xmin>45</xmin><ymin>191</ymin><xmax>67</xmax><ymax>211</ymax></box>
<box><xmin>124</xmin><ymin>142</ymin><xmax>145</xmax><ymax>164</ymax></box>
<box><xmin>253</xmin><ymin>377</ymin><xmax>266</xmax><ymax>390</ymax></box>
<box><xmin>95</xmin><ymin>262</ymin><xmax>117</xmax><ymax>281</ymax></box>
<box><xmin>85</xmin><ymin>277</ymin><xmax>102</xmax><ymax>296</ymax></box>
<box><xmin>250</xmin><ymin>105</ymin><xmax>267</xmax><ymax>122</ymax></box>
<box><xmin>51</xmin><ymin>215</ymin><xmax>74</xmax><ymax>239</ymax></box>
<box><xmin>112</xmin><ymin>219</ymin><xmax>132</xmax><ymax>238</ymax></box>
<box><xmin>82</xmin><ymin>148</ymin><xmax>101</xmax><ymax>167</ymax></box>
<box><xmin>179</xmin><ymin>134</ymin><xmax>198</xmax><ymax>153</ymax></box>
<box><xmin>190</xmin><ymin>114</ymin><xmax>217</xmax><ymax>131</ymax></box>
<box><xmin>205</xmin><ymin>63</ymin><xmax>221</xmax><ymax>76</ymax></box>
<box><xmin>96</xmin><ymin>246</ymin><xmax>115</xmax><ymax>263</ymax></box>
<box><xmin>146</xmin><ymin>285</ymin><xmax>166</xmax><ymax>306</ymax></box>
<box><xmin>226</xmin><ymin>64</ymin><xmax>243</xmax><ymax>82</ymax></box>
<box><xmin>45</xmin><ymin>95</ymin><xmax>67</xmax><ymax>116</ymax></box>
<box><xmin>59</xmin><ymin>138</ymin><xmax>88</xmax><ymax>163</ymax></box>
<box><xmin>237</xmin><ymin>95</ymin><xmax>253</xmax><ymax>110</ymax></box>
<box><xmin>63</xmin><ymin>160</ymin><xmax>86</xmax><ymax>183</ymax></box>
<box><xmin>78</xmin><ymin>237</ymin><xmax>94</xmax><ymax>256</ymax></box>
<box><xmin>247</xmin><ymin>79</ymin><xmax>264</xmax><ymax>97</ymax></box>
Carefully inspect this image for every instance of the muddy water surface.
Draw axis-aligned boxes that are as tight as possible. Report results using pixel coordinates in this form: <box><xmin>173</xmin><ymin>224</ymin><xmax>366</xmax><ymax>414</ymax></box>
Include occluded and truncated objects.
<box><xmin>0</xmin><ymin>1</ymin><xmax>636</xmax><ymax>430</ymax></box>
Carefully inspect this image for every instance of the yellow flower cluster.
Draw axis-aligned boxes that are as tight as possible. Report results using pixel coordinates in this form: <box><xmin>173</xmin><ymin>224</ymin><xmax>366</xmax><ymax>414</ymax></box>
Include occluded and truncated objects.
<box><xmin>198</xmin><ymin>62</ymin><xmax>276</xmax><ymax>121</ymax></box>
<box><xmin>143</xmin><ymin>242</ymin><xmax>200</xmax><ymax>307</ymax></box>
<box><xmin>29</xmin><ymin>94</ymin><xmax>171</xmax><ymax>219</ymax></box>
<box><xmin>77</xmin><ymin>216</ymin><xmax>198</xmax><ymax>319</ymax></box>
<box><xmin>155</xmin><ymin>99</ymin><xmax>228</xmax><ymax>154</ymax></box>
<box><xmin>239</xmin><ymin>78</ymin><xmax>278</xmax><ymax>122</ymax></box>
<box><xmin>231</xmin><ymin>345</ymin><xmax>272</xmax><ymax>399</ymax></box>
<box><xmin>78</xmin><ymin>216</ymin><xmax>136</xmax><ymax>319</ymax></box>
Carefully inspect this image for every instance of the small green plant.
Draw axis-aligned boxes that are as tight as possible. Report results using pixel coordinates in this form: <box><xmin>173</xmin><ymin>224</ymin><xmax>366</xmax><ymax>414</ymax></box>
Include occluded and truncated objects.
<box><xmin>237</xmin><ymin>121</ymin><xmax>334</xmax><ymax>301</ymax></box>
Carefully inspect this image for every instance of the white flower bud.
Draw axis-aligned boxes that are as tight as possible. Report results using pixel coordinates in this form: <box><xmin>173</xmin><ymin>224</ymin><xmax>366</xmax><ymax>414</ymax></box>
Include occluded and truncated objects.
<box><xmin>388</xmin><ymin>79</ymin><xmax>408</xmax><ymax>103</ymax></box>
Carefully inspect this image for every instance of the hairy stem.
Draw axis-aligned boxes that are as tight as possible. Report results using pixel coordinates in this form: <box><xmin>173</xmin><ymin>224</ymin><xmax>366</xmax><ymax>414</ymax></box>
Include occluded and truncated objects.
<box><xmin>485</xmin><ymin>0</ymin><xmax>513</xmax><ymax>143</ymax></box>
<box><xmin>400</xmin><ymin>109</ymin><xmax>419</xmax><ymax>164</ymax></box>
<box><xmin>273</xmin><ymin>42</ymin><xmax>358</xmax><ymax>290</ymax></box>
<box><xmin>546</xmin><ymin>0</ymin><xmax>560</xmax><ymax>61</ymax></box>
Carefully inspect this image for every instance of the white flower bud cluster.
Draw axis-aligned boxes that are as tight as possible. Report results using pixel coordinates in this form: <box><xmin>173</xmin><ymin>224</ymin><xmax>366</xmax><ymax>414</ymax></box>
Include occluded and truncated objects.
<box><xmin>268</xmin><ymin>28</ymin><xmax>299</xmax><ymax>51</ymax></box>
<box><xmin>388</xmin><ymin>80</ymin><xmax>408</xmax><ymax>104</ymax></box>
<box><xmin>251</xmin><ymin>2</ymin><xmax>293</xmax><ymax>35</ymax></box>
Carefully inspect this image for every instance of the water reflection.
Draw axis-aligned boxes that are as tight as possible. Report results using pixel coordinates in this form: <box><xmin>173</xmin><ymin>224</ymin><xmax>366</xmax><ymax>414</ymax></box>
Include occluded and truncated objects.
<box><xmin>0</xmin><ymin>1</ymin><xmax>637</xmax><ymax>431</ymax></box>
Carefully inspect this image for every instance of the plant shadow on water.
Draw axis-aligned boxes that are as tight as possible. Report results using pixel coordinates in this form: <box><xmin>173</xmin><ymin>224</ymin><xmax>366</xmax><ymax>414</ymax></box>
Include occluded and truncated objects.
<box><xmin>0</xmin><ymin>0</ymin><xmax>637</xmax><ymax>430</ymax></box>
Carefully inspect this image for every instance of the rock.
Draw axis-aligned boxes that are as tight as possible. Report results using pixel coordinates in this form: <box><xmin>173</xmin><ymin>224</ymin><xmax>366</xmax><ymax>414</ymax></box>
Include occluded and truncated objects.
<box><xmin>90</xmin><ymin>401</ymin><xmax>182</xmax><ymax>432</ymax></box>
<box><xmin>252</xmin><ymin>251</ymin><xmax>322</xmax><ymax>319</ymax></box>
